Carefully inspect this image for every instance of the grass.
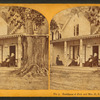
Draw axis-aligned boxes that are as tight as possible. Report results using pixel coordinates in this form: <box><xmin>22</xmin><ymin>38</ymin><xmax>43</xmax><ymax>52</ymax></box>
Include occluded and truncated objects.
<box><xmin>50</xmin><ymin>66</ymin><xmax>100</xmax><ymax>90</ymax></box>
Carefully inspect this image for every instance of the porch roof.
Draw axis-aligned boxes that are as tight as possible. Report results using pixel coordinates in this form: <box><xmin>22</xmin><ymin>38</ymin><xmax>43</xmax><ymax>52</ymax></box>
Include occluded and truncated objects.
<box><xmin>51</xmin><ymin>34</ymin><xmax>100</xmax><ymax>43</ymax></box>
<box><xmin>0</xmin><ymin>33</ymin><xmax>49</xmax><ymax>39</ymax></box>
<box><xmin>0</xmin><ymin>34</ymin><xmax>24</xmax><ymax>39</ymax></box>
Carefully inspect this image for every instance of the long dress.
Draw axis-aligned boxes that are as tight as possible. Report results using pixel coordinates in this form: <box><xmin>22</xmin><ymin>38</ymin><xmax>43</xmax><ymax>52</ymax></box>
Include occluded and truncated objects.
<box><xmin>56</xmin><ymin>57</ymin><xmax>63</xmax><ymax>65</ymax></box>
<box><xmin>1</xmin><ymin>58</ymin><xmax>10</xmax><ymax>67</ymax></box>
<box><xmin>84</xmin><ymin>56</ymin><xmax>98</xmax><ymax>67</ymax></box>
<box><xmin>9</xmin><ymin>55</ymin><xmax>15</xmax><ymax>66</ymax></box>
<box><xmin>68</xmin><ymin>60</ymin><xmax>77</xmax><ymax>66</ymax></box>
<box><xmin>84</xmin><ymin>58</ymin><xmax>92</xmax><ymax>67</ymax></box>
<box><xmin>68</xmin><ymin>57</ymin><xmax>80</xmax><ymax>66</ymax></box>
<box><xmin>92</xmin><ymin>56</ymin><xmax>98</xmax><ymax>66</ymax></box>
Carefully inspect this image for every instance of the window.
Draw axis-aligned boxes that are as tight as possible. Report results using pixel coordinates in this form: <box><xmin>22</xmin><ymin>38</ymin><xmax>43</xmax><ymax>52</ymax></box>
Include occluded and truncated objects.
<box><xmin>74</xmin><ymin>26</ymin><xmax>75</xmax><ymax>36</ymax></box>
<box><xmin>76</xmin><ymin>24</ymin><xmax>79</xmax><ymax>36</ymax></box>
<box><xmin>74</xmin><ymin>24</ymin><xmax>79</xmax><ymax>36</ymax></box>
<box><xmin>52</xmin><ymin>32</ymin><xmax>54</xmax><ymax>40</ymax></box>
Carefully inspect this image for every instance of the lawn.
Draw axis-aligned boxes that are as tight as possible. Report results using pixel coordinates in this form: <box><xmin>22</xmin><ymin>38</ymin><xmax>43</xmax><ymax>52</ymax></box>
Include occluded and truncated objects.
<box><xmin>0</xmin><ymin>68</ymin><xmax>48</xmax><ymax>90</ymax></box>
<box><xmin>50</xmin><ymin>66</ymin><xmax>100</xmax><ymax>90</ymax></box>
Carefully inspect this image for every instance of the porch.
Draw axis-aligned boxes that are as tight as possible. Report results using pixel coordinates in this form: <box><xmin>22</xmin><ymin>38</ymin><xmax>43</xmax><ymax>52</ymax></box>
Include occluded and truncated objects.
<box><xmin>51</xmin><ymin>34</ymin><xmax>100</xmax><ymax>67</ymax></box>
<box><xmin>0</xmin><ymin>34</ymin><xmax>23</xmax><ymax>68</ymax></box>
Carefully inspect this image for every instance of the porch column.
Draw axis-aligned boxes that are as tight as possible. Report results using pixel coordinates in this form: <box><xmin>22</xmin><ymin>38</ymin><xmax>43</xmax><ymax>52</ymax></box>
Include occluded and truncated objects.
<box><xmin>80</xmin><ymin>39</ymin><xmax>83</xmax><ymax>67</ymax></box>
<box><xmin>18</xmin><ymin>36</ymin><xmax>22</xmax><ymax>68</ymax></box>
<box><xmin>64</xmin><ymin>41</ymin><xmax>67</xmax><ymax>66</ymax></box>
<box><xmin>99</xmin><ymin>45</ymin><xmax>100</xmax><ymax>60</ymax></box>
<box><xmin>1</xmin><ymin>46</ymin><xmax>3</xmax><ymax>63</ymax></box>
<box><xmin>50</xmin><ymin>43</ymin><xmax>53</xmax><ymax>66</ymax></box>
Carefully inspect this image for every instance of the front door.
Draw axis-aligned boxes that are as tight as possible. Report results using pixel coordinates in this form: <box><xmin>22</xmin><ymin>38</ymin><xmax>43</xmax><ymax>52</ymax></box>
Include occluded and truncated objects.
<box><xmin>93</xmin><ymin>46</ymin><xmax>98</xmax><ymax>57</ymax></box>
<box><xmin>73</xmin><ymin>45</ymin><xmax>79</xmax><ymax>59</ymax></box>
<box><xmin>93</xmin><ymin>46</ymin><xmax>98</xmax><ymax>65</ymax></box>
<box><xmin>9</xmin><ymin>46</ymin><xmax>16</xmax><ymax>58</ymax></box>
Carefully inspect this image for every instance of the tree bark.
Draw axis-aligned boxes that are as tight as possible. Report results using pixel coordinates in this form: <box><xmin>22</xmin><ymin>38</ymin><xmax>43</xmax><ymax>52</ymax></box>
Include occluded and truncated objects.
<box><xmin>10</xmin><ymin>36</ymin><xmax>48</xmax><ymax>77</ymax></box>
<box><xmin>10</xmin><ymin>18</ymin><xmax>48</xmax><ymax>77</ymax></box>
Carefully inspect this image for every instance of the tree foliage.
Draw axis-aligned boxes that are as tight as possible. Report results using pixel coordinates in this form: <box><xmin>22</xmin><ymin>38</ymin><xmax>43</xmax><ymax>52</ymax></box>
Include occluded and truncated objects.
<box><xmin>71</xmin><ymin>6</ymin><xmax>100</xmax><ymax>26</ymax></box>
<box><xmin>0</xmin><ymin>6</ymin><xmax>46</xmax><ymax>34</ymax></box>
<box><xmin>50</xmin><ymin>19</ymin><xmax>58</xmax><ymax>30</ymax></box>
<box><xmin>84</xmin><ymin>7</ymin><xmax>100</xmax><ymax>26</ymax></box>
<box><xmin>8</xmin><ymin>6</ymin><xmax>45</xmax><ymax>25</ymax></box>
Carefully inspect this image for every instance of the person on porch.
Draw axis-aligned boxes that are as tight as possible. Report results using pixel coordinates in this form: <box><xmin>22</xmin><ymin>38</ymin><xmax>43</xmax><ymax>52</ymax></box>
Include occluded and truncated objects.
<box><xmin>91</xmin><ymin>53</ymin><xmax>98</xmax><ymax>66</ymax></box>
<box><xmin>75</xmin><ymin>55</ymin><xmax>80</xmax><ymax>66</ymax></box>
<box><xmin>9</xmin><ymin>53</ymin><xmax>15</xmax><ymax>66</ymax></box>
<box><xmin>1</xmin><ymin>53</ymin><xmax>15</xmax><ymax>67</ymax></box>
<box><xmin>84</xmin><ymin>53</ymin><xmax>98</xmax><ymax>67</ymax></box>
<box><xmin>56</xmin><ymin>55</ymin><xmax>63</xmax><ymax>65</ymax></box>
<box><xmin>84</xmin><ymin>55</ymin><xmax>93</xmax><ymax>67</ymax></box>
<box><xmin>1</xmin><ymin>55</ymin><xmax>10</xmax><ymax>67</ymax></box>
<box><xmin>68</xmin><ymin>55</ymin><xmax>80</xmax><ymax>66</ymax></box>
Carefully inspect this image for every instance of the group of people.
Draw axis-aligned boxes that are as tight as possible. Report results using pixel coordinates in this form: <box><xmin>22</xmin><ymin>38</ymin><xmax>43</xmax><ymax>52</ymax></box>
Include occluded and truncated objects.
<box><xmin>1</xmin><ymin>53</ymin><xmax>16</xmax><ymax>67</ymax></box>
<box><xmin>56</xmin><ymin>54</ymin><xmax>80</xmax><ymax>66</ymax></box>
<box><xmin>56</xmin><ymin>53</ymin><xmax>98</xmax><ymax>67</ymax></box>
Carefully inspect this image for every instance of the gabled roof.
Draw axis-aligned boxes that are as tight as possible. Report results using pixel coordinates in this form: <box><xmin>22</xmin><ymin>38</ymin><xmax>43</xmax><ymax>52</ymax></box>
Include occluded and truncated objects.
<box><xmin>61</xmin><ymin>15</ymin><xmax>72</xmax><ymax>31</ymax></box>
<box><xmin>61</xmin><ymin>12</ymin><xmax>90</xmax><ymax>32</ymax></box>
<box><xmin>0</xmin><ymin>34</ymin><xmax>24</xmax><ymax>39</ymax></box>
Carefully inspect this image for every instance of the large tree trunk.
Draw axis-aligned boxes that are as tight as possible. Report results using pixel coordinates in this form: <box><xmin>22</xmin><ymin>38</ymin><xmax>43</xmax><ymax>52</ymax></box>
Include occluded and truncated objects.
<box><xmin>10</xmin><ymin>36</ymin><xmax>48</xmax><ymax>77</ymax></box>
<box><xmin>10</xmin><ymin>18</ymin><xmax>48</xmax><ymax>77</ymax></box>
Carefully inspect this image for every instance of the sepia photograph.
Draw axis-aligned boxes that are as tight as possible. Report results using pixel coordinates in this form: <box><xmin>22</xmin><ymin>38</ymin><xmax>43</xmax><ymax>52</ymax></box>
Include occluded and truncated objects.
<box><xmin>50</xmin><ymin>6</ymin><xmax>100</xmax><ymax>90</ymax></box>
<box><xmin>0</xmin><ymin>6</ymin><xmax>49</xmax><ymax>90</ymax></box>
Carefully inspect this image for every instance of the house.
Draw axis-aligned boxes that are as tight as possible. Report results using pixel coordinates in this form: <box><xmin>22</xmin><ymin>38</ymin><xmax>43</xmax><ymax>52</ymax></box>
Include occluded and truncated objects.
<box><xmin>0</xmin><ymin>34</ymin><xmax>23</xmax><ymax>68</ymax></box>
<box><xmin>0</xmin><ymin>15</ymin><xmax>48</xmax><ymax>68</ymax></box>
<box><xmin>50</xmin><ymin>12</ymin><xmax>100</xmax><ymax>67</ymax></box>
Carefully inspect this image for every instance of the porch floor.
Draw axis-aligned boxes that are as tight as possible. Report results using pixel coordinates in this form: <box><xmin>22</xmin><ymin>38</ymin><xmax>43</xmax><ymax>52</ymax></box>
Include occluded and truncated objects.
<box><xmin>50</xmin><ymin>65</ymin><xmax>100</xmax><ymax>90</ymax></box>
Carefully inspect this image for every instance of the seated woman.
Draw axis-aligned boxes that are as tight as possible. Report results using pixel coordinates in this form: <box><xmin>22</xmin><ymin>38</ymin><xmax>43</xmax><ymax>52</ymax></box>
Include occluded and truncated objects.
<box><xmin>1</xmin><ymin>55</ymin><xmax>10</xmax><ymax>67</ymax></box>
<box><xmin>68</xmin><ymin>55</ymin><xmax>80</xmax><ymax>66</ymax></box>
<box><xmin>9</xmin><ymin>53</ymin><xmax>15</xmax><ymax>66</ymax></box>
<box><xmin>84</xmin><ymin>53</ymin><xmax>98</xmax><ymax>67</ymax></box>
<box><xmin>56</xmin><ymin>55</ymin><xmax>63</xmax><ymax>65</ymax></box>
<box><xmin>92</xmin><ymin>53</ymin><xmax>98</xmax><ymax>66</ymax></box>
<box><xmin>84</xmin><ymin>55</ymin><xmax>93</xmax><ymax>67</ymax></box>
<box><xmin>75</xmin><ymin>55</ymin><xmax>80</xmax><ymax>66</ymax></box>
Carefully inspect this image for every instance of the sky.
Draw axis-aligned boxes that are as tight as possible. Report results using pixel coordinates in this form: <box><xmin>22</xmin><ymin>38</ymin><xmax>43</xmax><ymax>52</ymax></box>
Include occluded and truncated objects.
<box><xmin>53</xmin><ymin>8</ymin><xmax>72</xmax><ymax>25</ymax></box>
<box><xmin>52</xmin><ymin>6</ymin><xmax>90</xmax><ymax>28</ymax></box>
